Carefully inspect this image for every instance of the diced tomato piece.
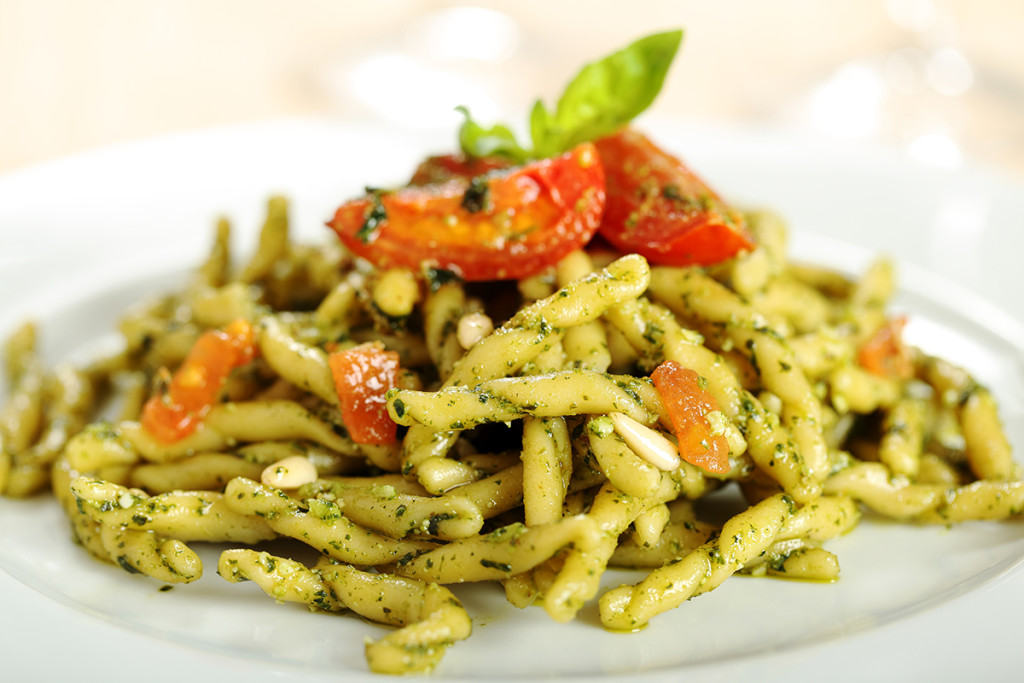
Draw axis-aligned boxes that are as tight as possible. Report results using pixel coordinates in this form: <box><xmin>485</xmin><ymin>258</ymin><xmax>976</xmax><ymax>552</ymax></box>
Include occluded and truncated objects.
<box><xmin>594</xmin><ymin>128</ymin><xmax>755</xmax><ymax>266</ymax></box>
<box><xmin>858</xmin><ymin>315</ymin><xmax>913</xmax><ymax>379</ymax></box>
<box><xmin>141</xmin><ymin>319</ymin><xmax>256</xmax><ymax>443</ymax></box>
<box><xmin>327</xmin><ymin>143</ymin><xmax>605</xmax><ymax>282</ymax></box>
<box><xmin>408</xmin><ymin>154</ymin><xmax>513</xmax><ymax>186</ymax></box>
<box><xmin>651</xmin><ymin>360</ymin><xmax>730</xmax><ymax>474</ymax></box>
<box><xmin>328</xmin><ymin>342</ymin><xmax>401</xmax><ymax>445</ymax></box>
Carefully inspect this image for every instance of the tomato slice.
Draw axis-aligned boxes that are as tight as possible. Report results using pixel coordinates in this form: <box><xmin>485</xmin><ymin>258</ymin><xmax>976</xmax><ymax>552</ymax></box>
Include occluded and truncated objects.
<box><xmin>328</xmin><ymin>342</ymin><xmax>401</xmax><ymax>446</ymax></box>
<box><xmin>594</xmin><ymin>128</ymin><xmax>754</xmax><ymax>266</ymax></box>
<box><xmin>408</xmin><ymin>154</ymin><xmax>513</xmax><ymax>186</ymax></box>
<box><xmin>651</xmin><ymin>360</ymin><xmax>730</xmax><ymax>474</ymax></box>
<box><xmin>141</xmin><ymin>318</ymin><xmax>256</xmax><ymax>443</ymax></box>
<box><xmin>327</xmin><ymin>143</ymin><xmax>605</xmax><ymax>282</ymax></box>
<box><xmin>858</xmin><ymin>315</ymin><xmax>913</xmax><ymax>379</ymax></box>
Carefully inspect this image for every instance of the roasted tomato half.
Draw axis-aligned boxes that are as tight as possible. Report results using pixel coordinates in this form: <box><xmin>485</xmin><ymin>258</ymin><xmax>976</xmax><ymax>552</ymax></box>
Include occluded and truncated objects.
<box><xmin>594</xmin><ymin>128</ymin><xmax>755</xmax><ymax>266</ymax></box>
<box><xmin>328</xmin><ymin>143</ymin><xmax>605</xmax><ymax>281</ymax></box>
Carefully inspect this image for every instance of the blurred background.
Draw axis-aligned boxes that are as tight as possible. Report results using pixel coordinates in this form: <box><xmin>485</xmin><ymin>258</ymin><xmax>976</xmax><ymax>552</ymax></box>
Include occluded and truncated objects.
<box><xmin>1</xmin><ymin>0</ymin><xmax>1022</xmax><ymax>180</ymax></box>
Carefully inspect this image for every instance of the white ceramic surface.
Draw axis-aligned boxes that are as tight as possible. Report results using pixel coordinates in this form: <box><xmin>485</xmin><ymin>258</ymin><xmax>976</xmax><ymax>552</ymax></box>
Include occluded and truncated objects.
<box><xmin>1</xmin><ymin>119</ymin><xmax>1023</xmax><ymax>682</ymax></box>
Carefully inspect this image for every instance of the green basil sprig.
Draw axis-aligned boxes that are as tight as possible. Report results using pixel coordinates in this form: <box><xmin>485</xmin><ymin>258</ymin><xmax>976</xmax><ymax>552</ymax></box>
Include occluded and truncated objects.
<box><xmin>458</xmin><ymin>28</ymin><xmax>683</xmax><ymax>162</ymax></box>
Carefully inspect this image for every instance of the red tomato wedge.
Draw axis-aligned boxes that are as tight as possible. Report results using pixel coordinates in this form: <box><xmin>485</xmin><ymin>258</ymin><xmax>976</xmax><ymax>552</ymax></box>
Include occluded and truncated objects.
<box><xmin>328</xmin><ymin>342</ymin><xmax>401</xmax><ymax>446</ymax></box>
<box><xmin>408</xmin><ymin>154</ymin><xmax>513</xmax><ymax>186</ymax></box>
<box><xmin>141</xmin><ymin>319</ymin><xmax>257</xmax><ymax>443</ymax></box>
<box><xmin>651</xmin><ymin>360</ymin><xmax>730</xmax><ymax>474</ymax></box>
<box><xmin>858</xmin><ymin>315</ymin><xmax>914</xmax><ymax>379</ymax></box>
<box><xmin>327</xmin><ymin>143</ymin><xmax>605</xmax><ymax>282</ymax></box>
<box><xmin>594</xmin><ymin>128</ymin><xmax>755</xmax><ymax>266</ymax></box>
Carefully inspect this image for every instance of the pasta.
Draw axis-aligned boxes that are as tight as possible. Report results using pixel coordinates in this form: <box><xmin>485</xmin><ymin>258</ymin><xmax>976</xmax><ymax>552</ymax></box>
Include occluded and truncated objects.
<box><xmin>1</xmin><ymin>183</ymin><xmax>1019</xmax><ymax>674</ymax></box>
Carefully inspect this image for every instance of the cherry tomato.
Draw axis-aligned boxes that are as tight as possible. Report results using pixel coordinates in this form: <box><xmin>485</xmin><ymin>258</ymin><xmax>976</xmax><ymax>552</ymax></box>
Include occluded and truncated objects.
<box><xmin>594</xmin><ymin>128</ymin><xmax>755</xmax><ymax>266</ymax></box>
<box><xmin>328</xmin><ymin>342</ymin><xmax>401</xmax><ymax>445</ymax></box>
<box><xmin>651</xmin><ymin>360</ymin><xmax>730</xmax><ymax>474</ymax></box>
<box><xmin>141</xmin><ymin>318</ymin><xmax>256</xmax><ymax>443</ymax></box>
<box><xmin>858</xmin><ymin>315</ymin><xmax>913</xmax><ymax>379</ymax></box>
<box><xmin>327</xmin><ymin>143</ymin><xmax>605</xmax><ymax>281</ymax></box>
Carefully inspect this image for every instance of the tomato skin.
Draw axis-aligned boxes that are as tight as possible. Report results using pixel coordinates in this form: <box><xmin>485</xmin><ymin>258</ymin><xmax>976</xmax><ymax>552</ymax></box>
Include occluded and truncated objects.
<box><xmin>141</xmin><ymin>319</ymin><xmax>256</xmax><ymax>443</ymax></box>
<box><xmin>328</xmin><ymin>342</ymin><xmax>401</xmax><ymax>446</ymax></box>
<box><xmin>327</xmin><ymin>143</ymin><xmax>605</xmax><ymax>282</ymax></box>
<box><xmin>594</xmin><ymin>128</ymin><xmax>754</xmax><ymax>266</ymax></box>
<box><xmin>651</xmin><ymin>360</ymin><xmax>730</xmax><ymax>474</ymax></box>
<box><xmin>858</xmin><ymin>315</ymin><xmax>913</xmax><ymax>379</ymax></box>
<box><xmin>408</xmin><ymin>154</ymin><xmax>512</xmax><ymax>186</ymax></box>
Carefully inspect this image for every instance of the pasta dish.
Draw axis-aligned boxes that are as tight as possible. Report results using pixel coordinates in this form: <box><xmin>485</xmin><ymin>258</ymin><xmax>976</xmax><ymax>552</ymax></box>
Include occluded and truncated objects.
<box><xmin>0</xmin><ymin>30</ymin><xmax>1019</xmax><ymax>675</ymax></box>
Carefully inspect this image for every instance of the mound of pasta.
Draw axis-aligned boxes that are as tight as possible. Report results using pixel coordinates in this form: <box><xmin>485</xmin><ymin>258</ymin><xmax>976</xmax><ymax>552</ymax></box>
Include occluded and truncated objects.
<box><xmin>1</xmin><ymin>171</ymin><xmax>1020</xmax><ymax>673</ymax></box>
<box><xmin>5</xmin><ymin>27</ymin><xmax>1021</xmax><ymax>673</ymax></box>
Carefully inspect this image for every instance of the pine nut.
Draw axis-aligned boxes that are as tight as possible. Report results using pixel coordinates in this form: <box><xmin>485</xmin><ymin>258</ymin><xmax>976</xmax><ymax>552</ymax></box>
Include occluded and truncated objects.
<box><xmin>457</xmin><ymin>312</ymin><xmax>494</xmax><ymax>349</ymax></box>
<box><xmin>609</xmin><ymin>411</ymin><xmax>681</xmax><ymax>471</ymax></box>
<box><xmin>261</xmin><ymin>455</ymin><xmax>318</xmax><ymax>490</ymax></box>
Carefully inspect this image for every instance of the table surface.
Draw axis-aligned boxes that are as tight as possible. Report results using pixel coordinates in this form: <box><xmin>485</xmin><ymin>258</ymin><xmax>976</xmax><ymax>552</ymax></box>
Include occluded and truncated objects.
<box><xmin>1</xmin><ymin>0</ymin><xmax>1022</xmax><ymax>181</ymax></box>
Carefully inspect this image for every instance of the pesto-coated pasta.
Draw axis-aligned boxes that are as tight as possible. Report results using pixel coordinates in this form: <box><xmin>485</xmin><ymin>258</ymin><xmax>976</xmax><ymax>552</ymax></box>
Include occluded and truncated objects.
<box><xmin>1</xmin><ymin>186</ymin><xmax>1018</xmax><ymax>677</ymax></box>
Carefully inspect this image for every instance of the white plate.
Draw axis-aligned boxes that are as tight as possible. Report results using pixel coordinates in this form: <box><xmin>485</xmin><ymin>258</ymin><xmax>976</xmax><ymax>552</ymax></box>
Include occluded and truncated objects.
<box><xmin>1</xmin><ymin>118</ymin><xmax>1023</xmax><ymax>682</ymax></box>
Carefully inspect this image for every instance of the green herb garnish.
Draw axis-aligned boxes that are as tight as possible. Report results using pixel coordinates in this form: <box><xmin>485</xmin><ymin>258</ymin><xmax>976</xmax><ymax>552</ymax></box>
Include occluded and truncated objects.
<box><xmin>457</xmin><ymin>29</ymin><xmax>683</xmax><ymax>162</ymax></box>
<box><xmin>357</xmin><ymin>190</ymin><xmax>388</xmax><ymax>244</ymax></box>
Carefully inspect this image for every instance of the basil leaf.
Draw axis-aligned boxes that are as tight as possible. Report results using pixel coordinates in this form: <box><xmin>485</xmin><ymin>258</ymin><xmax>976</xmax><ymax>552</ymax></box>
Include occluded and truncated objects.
<box><xmin>531</xmin><ymin>29</ymin><xmax>683</xmax><ymax>159</ymax></box>
<box><xmin>456</xmin><ymin>106</ymin><xmax>531</xmax><ymax>163</ymax></box>
<box><xmin>456</xmin><ymin>29</ymin><xmax>683</xmax><ymax>161</ymax></box>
